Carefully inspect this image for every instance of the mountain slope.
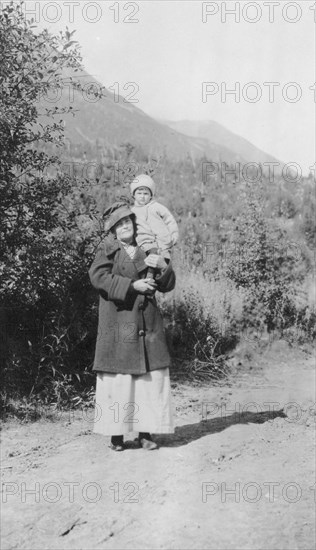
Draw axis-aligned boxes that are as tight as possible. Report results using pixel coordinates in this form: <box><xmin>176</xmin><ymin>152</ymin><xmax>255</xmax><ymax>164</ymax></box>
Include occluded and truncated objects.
<box><xmin>41</xmin><ymin>72</ymin><xmax>209</xmax><ymax>161</ymax></box>
<box><xmin>41</xmin><ymin>71</ymin><xmax>281</xmax><ymax>167</ymax></box>
<box><xmin>163</xmin><ymin>119</ymin><xmax>281</xmax><ymax>167</ymax></box>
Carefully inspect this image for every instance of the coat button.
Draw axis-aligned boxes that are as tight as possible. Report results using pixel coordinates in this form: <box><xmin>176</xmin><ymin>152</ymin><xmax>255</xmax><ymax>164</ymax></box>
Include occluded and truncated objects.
<box><xmin>139</xmin><ymin>330</ymin><xmax>145</xmax><ymax>336</ymax></box>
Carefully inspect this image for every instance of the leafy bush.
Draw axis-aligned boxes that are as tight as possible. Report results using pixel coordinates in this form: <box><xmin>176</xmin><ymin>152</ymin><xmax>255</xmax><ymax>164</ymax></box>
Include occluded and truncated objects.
<box><xmin>299</xmin><ymin>181</ymin><xmax>316</xmax><ymax>247</ymax></box>
<box><xmin>0</xmin><ymin>2</ymin><xmax>99</xmax><ymax>406</ymax></box>
<box><xmin>221</xmin><ymin>186</ymin><xmax>312</xmax><ymax>332</ymax></box>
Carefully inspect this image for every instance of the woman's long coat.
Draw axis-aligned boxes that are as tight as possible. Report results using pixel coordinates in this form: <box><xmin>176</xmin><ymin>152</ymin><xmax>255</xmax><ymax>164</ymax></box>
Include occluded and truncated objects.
<box><xmin>89</xmin><ymin>236</ymin><xmax>176</xmax><ymax>375</ymax></box>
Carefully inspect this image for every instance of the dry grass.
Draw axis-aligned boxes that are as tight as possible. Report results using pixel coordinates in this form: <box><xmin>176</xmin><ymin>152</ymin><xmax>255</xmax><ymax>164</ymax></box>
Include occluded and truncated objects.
<box><xmin>159</xmin><ymin>267</ymin><xmax>248</xmax><ymax>337</ymax></box>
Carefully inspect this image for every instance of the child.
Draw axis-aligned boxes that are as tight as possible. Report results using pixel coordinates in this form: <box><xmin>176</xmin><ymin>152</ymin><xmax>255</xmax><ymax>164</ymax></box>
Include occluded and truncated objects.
<box><xmin>130</xmin><ymin>174</ymin><xmax>179</xmax><ymax>278</ymax></box>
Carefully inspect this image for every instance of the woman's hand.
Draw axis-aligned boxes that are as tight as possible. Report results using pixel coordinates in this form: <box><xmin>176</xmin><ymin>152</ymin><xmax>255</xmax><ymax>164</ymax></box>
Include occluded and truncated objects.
<box><xmin>132</xmin><ymin>278</ymin><xmax>157</xmax><ymax>295</ymax></box>
<box><xmin>144</xmin><ymin>254</ymin><xmax>167</xmax><ymax>271</ymax></box>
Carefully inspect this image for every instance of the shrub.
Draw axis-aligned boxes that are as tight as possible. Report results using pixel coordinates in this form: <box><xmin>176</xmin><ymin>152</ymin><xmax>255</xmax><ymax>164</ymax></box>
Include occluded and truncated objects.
<box><xmin>158</xmin><ymin>268</ymin><xmax>247</xmax><ymax>379</ymax></box>
<box><xmin>0</xmin><ymin>2</ymin><xmax>99</xmax><ymax>406</ymax></box>
<box><xmin>222</xmin><ymin>186</ymin><xmax>311</xmax><ymax>332</ymax></box>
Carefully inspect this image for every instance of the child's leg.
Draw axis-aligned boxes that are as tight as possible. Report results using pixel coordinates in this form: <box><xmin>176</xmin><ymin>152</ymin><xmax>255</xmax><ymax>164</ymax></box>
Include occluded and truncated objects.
<box><xmin>146</xmin><ymin>247</ymin><xmax>159</xmax><ymax>279</ymax></box>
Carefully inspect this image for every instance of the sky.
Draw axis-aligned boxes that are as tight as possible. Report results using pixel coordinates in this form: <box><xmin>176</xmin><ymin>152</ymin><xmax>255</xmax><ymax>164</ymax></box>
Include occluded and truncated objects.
<box><xmin>20</xmin><ymin>0</ymin><xmax>315</xmax><ymax>174</ymax></box>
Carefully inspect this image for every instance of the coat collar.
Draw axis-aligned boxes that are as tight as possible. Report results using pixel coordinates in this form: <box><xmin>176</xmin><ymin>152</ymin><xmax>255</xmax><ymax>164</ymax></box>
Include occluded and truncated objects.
<box><xmin>103</xmin><ymin>234</ymin><xmax>122</xmax><ymax>257</ymax></box>
<box><xmin>103</xmin><ymin>234</ymin><xmax>147</xmax><ymax>273</ymax></box>
<box><xmin>132</xmin><ymin>199</ymin><xmax>157</xmax><ymax>209</ymax></box>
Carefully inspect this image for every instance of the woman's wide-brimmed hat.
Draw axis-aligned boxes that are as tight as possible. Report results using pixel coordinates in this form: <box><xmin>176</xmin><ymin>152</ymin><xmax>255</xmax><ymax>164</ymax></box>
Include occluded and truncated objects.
<box><xmin>103</xmin><ymin>201</ymin><xmax>135</xmax><ymax>233</ymax></box>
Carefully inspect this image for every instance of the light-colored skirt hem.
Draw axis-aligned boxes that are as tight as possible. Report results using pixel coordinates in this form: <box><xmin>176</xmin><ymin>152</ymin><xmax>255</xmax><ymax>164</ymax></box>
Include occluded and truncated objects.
<box><xmin>93</xmin><ymin>367</ymin><xmax>174</xmax><ymax>436</ymax></box>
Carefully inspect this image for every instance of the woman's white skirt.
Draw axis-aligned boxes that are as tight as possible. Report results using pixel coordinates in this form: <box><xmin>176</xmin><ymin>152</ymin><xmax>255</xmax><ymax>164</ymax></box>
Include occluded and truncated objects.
<box><xmin>93</xmin><ymin>367</ymin><xmax>174</xmax><ymax>436</ymax></box>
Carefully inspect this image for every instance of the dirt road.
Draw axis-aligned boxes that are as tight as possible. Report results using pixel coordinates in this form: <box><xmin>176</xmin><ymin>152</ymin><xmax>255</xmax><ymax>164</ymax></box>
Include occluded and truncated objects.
<box><xmin>1</xmin><ymin>342</ymin><xmax>315</xmax><ymax>550</ymax></box>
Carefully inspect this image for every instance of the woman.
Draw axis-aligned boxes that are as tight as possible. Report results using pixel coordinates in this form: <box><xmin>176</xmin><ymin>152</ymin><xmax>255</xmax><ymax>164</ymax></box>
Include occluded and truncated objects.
<box><xmin>89</xmin><ymin>201</ymin><xmax>176</xmax><ymax>451</ymax></box>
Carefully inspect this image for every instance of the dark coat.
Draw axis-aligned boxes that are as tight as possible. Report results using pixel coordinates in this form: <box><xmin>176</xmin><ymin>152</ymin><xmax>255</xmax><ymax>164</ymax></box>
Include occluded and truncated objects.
<box><xmin>89</xmin><ymin>236</ymin><xmax>176</xmax><ymax>375</ymax></box>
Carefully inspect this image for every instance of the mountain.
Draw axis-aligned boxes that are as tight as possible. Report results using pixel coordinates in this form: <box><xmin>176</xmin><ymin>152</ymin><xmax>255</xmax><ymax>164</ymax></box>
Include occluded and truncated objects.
<box><xmin>163</xmin><ymin>119</ymin><xmax>281</xmax><ymax>168</ymax></box>
<box><xmin>41</xmin><ymin>71</ymin><xmax>281</xmax><ymax>168</ymax></box>
<box><xmin>41</xmin><ymin>72</ymin><xmax>208</xmax><ymax>161</ymax></box>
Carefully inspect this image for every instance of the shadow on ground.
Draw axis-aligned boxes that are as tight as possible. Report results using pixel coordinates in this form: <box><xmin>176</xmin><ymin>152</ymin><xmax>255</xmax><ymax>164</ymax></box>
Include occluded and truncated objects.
<box><xmin>152</xmin><ymin>409</ymin><xmax>287</xmax><ymax>448</ymax></box>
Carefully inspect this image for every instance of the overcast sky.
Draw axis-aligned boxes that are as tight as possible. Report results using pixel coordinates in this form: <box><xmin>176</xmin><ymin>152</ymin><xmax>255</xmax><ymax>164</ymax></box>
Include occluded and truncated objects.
<box><xmin>27</xmin><ymin>0</ymin><xmax>315</xmax><ymax>174</ymax></box>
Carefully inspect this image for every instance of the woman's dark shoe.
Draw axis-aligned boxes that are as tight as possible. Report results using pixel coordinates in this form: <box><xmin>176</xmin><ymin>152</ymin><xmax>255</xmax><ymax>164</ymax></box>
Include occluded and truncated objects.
<box><xmin>110</xmin><ymin>435</ymin><xmax>125</xmax><ymax>451</ymax></box>
<box><xmin>138</xmin><ymin>432</ymin><xmax>158</xmax><ymax>450</ymax></box>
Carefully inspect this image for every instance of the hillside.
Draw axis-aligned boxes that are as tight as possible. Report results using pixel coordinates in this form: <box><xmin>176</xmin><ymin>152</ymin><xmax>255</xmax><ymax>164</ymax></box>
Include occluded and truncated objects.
<box><xmin>164</xmin><ymin>119</ymin><xmax>282</xmax><ymax>169</ymax></box>
<box><xmin>41</xmin><ymin>71</ymin><xmax>207</xmax><ymax>161</ymax></box>
<box><xmin>40</xmin><ymin>71</ymin><xmax>279</xmax><ymax>166</ymax></box>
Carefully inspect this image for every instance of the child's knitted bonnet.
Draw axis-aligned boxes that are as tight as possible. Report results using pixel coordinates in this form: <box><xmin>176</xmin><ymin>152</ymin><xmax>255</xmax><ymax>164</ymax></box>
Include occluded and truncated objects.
<box><xmin>130</xmin><ymin>174</ymin><xmax>156</xmax><ymax>196</ymax></box>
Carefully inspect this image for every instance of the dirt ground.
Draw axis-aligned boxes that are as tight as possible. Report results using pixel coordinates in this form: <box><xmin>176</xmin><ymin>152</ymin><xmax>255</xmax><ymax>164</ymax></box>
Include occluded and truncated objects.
<box><xmin>1</xmin><ymin>341</ymin><xmax>315</xmax><ymax>550</ymax></box>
